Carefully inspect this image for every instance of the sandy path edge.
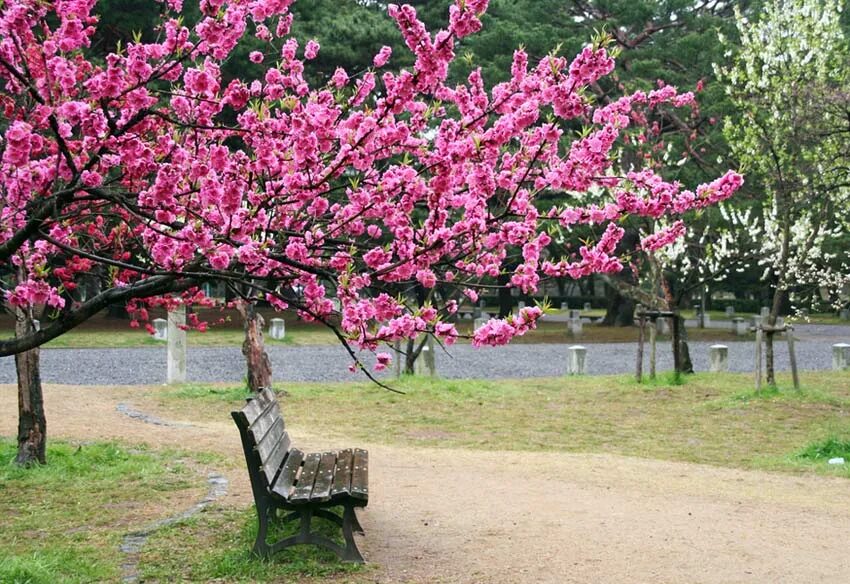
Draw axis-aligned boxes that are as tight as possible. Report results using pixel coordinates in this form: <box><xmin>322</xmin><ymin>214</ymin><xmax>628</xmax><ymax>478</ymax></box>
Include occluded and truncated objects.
<box><xmin>3</xmin><ymin>384</ymin><xmax>850</xmax><ymax>584</ymax></box>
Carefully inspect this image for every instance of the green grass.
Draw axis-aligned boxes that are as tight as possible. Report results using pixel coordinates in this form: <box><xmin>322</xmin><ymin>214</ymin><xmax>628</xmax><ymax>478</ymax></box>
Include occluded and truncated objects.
<box><xmin>139</xmin><ymin>507</ymin><xmax>369</xmax><ymax>583</ymax></box>
<box><xmin>160</xmin><ymin>371</ymin><xmax>850</xmax><ymax>477</ymax></box>
<box><xmin>0</xmin><ymin>440</ymin><xmax>205</xmax><ymax>583</ymax></box>
<box><xmin>0</xmin><ymin>325</ymin><xmax>336</xmax><ymax>349</ymax></box>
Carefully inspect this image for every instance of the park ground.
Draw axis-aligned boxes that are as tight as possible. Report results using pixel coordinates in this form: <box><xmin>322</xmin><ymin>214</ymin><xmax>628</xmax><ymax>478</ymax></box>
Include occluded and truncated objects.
<box><xmin>3</xmin><ymin>371</ymin><xmax>850</xmax><ymax>583</ymax></box>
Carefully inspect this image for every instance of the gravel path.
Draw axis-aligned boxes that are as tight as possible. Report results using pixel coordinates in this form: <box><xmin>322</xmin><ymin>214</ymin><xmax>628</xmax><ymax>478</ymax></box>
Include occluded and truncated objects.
<box><xmin>1</xmin><ymin>322</ymin><xmax>848</xmax><ymax>385</ymax></box>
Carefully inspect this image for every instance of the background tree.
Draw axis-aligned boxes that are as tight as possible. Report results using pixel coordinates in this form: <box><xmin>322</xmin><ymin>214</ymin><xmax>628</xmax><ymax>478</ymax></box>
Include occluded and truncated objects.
<box><xmin>716</xmin><ymin>0</ymin><xmax>850</xmax><ymax>386</ymax></box>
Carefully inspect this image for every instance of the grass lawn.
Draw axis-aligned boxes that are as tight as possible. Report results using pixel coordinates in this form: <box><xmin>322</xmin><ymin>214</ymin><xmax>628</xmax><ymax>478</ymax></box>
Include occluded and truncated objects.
<box><xmin>3</xmin><ymin>370</ymin><xmax>850</xmax><ymax>582</ymax></box>
<box><xmin>0</xmin><ymin>441</ymin><xmax>208</xmax><ymax>583</ymax></box>
<box><xmin>161</xmin><ymin>371</ymin><xmax>850</xmax><ymax>476</ymax></box>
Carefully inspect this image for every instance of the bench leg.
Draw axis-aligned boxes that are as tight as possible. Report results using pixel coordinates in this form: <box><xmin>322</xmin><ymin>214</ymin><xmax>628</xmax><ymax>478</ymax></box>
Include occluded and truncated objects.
<box><xmin>252</xmin><ymin>501</ymin><xmax>273</xmax><ymax>558</ymax></box>
<box><xmin>341</xmin><ymin>505</ymin><xmax>365</xmax><ymax>563</ymax></box>
<box><xmin>262</xmin><ymin>506</ymin><xmax>365</xmax><ymax>564</ymax></box>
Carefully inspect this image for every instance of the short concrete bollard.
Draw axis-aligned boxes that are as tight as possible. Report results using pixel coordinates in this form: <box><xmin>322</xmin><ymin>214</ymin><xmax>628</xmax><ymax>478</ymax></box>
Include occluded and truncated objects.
<box><xmin>709</xmin><ymin>344</ymin><xmax>729</xmax><ymax>372</ymax></box>
<box><xmin>725</xmin><ymin>306</ymin><xmax>735</xmax><ymax>317</ymax></box>
<box><xmin>583</xmin><ymin>302</ymin><xmax>592</xmax><ymax>312</ymax></box>
<box><xmin>560</xmin><ymin>302</ymin><xmax>568</xmax><ymax>311</ymax></box>
<box><xmin>751</xmin><ymin>315</ymin><xmax>763</xmax><ymax>329</ymax></box>
<box><xmin>517</xmin><ymin>301</ymin><xmax>526</xmax><ymax>311</ymax></box>
<box><xmin>568</xmin><ymin>318</ymin><xmax>583</xmax><ymax>337</ymax></box>
<box><xmin>732</xmin><ymin>317</ymin><xmax>747</xmax><ymax>336</ymax></box>
<box><xmin>473</xmin><ymin>317</ymin><xmax>487</xmax><ymax>330</ymax></box>
<box><xmin>166</xmin><ymin>306</ymin><xmax>187</xmax><ymax>384</ymax></box>
<box><xmin>269</xmin><ymin>318</ymin><xmax>285</xmax><ymax>340</ymax></box>
<box><xmin>841</xmin><ymin>309</ymin><xmax>850</xmax><ymax>321</ymax></box>
<box><xmin>833</xmin><ymin>343</ymin><xmax>850</xmax><ymax>371</ymax></box>
<box><xmin>153</xmin><ymin>318</ymin><xmax>168</xmax><ymax>341</ymax></box>
<box><xmin>414</xmin><ymin>336</ymin><xmax>436</xmax><ymax>377</ymax></box>
<box><xmin>567</xmin><ymin>345</ymin><xmax>587</xmax><ymax>375</ymax></box>
<box><xmin>656</xmin><ymin>318</ymin><xmax>670</xmax><ymax>335</ymax></box>
<box><xmin>760</xmin><ymin>306</ymin><xmax>770</xmax><ymax>318</ymax></box>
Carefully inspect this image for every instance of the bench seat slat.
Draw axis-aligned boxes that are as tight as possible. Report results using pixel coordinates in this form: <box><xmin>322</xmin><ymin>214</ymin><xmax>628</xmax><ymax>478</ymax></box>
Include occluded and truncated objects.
<box><xmin>309</xmin><ymin>452</ymin><xmax>337</xmax><ymax>503</ymax></box>
<box><xmin>271</xmin><ymin>448</ymin><xmax>304</xmax><ymax>499</ymax></box>
<box><xmin>290</xmin><ymin>452</ymin><xmax>321</xmax><ymax>504</ymax></box>
<box><xmin>350</xmin><ymin>449</ymin><xmax>368</xmax><ymax>500</ymax></box>
<box><xmin>330</xmin><ymin>449</ymin><xmax>353</xmax><ymax>499</ymax></box>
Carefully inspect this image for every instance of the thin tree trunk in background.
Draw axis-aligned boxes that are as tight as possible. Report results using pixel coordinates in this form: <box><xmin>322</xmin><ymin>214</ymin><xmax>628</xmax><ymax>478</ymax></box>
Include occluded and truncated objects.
<box><xmin>404</xmin><ymin>337</ymin><xmax>416</xmax><ymax>374</ymax></box>
<box><xmin>765</xmin><ymin>287</ymin><xmax>784</xmax><ymax>386</ymax></box>
<box><xmin>15</xmin><ymin>306</ymin><xmax>46</xmax><ymax>466</ymax></box>
<box><xmin>677</xmin><ymin>315</ymin><xmax>694</xmax><ymax>374</ymax></box>
<box><xmin>497</xmin><ymin>273</ymin><xmax>512</xmax><ymax>318</ymax></box>
<box><xmin>236</xmin><ymin>302</ymin><xmax>272</xmax><ymax>392</ymax></box>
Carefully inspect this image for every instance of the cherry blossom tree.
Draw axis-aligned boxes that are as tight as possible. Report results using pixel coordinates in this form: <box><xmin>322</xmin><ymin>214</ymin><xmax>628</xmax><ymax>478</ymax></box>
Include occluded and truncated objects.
<box><xmin>1</xmin><ymin>0</ymin><xmax>741</xmax><ymax>464</ymax></box>
<box><xmin>715</xmin><ymin>0</ymin><xmax>850</xmax><ymax>386</ymax></box>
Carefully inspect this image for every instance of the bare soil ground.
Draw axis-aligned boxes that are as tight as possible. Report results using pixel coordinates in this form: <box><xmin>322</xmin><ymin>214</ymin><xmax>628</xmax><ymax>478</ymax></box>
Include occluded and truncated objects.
<box><xmin>3</xmin><ymin>383</ymin><xmax>850</xmax><ymax>583</ymax></box>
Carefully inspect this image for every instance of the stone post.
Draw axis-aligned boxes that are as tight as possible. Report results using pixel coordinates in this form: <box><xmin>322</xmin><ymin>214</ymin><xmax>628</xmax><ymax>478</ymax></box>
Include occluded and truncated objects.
<box><xmin>268</xmin><ymin>318</ymin><xmax>285</xmax><ymax>340</ymax></box>
<box><xmin>567</xmin><ymin>345</ymin><xmax>587</xmax><ymax>375</ymax></box>
<box><xmin>732</xmin><ymin>317</ymin><xmax>747</xmax><ymax>336</ymax></box>
<box><xmin>760</xmin><ymin>306</ymin><xmax>770</xmax><ymax>318</ymax></box>
<box><xmin>167</xmin><ymin>306</ymin><xmax>187</xmax><ymax>384</ymax></box>
<box><xmin>709</xmin><ymin>345</ymin><xmax>729</xmax><ymax>372</ymax></box>
<box><xmin>517</xmin><ymin>301</ymin><xmax>526</xmax><ymax>311</ymax></box>
<box><xmin>413</xmin><ymin>336</ymin><xmax>436</xmax><ymax>377</ymax></box>
<box><xmin>751</xmin><ymin>315</ymin><xmax>763</xmax><ymax>329</ymax></box>
<box><xmin>568</xmin><ymin>317</ymin><xmax>583</xmax><ymax>338</ymax></box>
<box><xmin>473</xmin><ymin>317</ymin><xmax>487</xmax><ymax>330</ymax></box>
<box><xmin>656</xmin><ymin>318</ymin><xmax>670</xmax><ymax>335</ymax></box>
<box><xmin>393</xmin><ymin>340</ymin><xmax>402</xmax><ymax>379</ymax></box>
<box><xmin>725</xmin><ymin>306</ymin><xmax>735</xmax><ymax>317</ymax></box>
<box><xmin>583</xmin><ymin>302</ymin><xmax>592</xmax><ymax>312</ymax></box>
<box><xmin>833</xmin><ymin>343</ymin><xmax>850</xmax><ymax>371</ymax></box>
<box><xmin>840</xmin><ymin>309</ymin><xmax>850</xmax><ymax>321</ymax></box>
<box><xmin>560</xmin><ymin>301</ymin><xmax>568</xmax><ymax>311</ymax></box>
<box><xmin>153</xmin><ymin>318</ymin><xmax>167</xmax><ymax>341</ymax></box>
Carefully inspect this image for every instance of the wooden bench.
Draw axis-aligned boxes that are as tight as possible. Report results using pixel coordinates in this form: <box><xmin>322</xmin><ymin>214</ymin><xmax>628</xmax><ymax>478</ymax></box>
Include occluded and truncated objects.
<box><xmin>232</xmin><ymin>387</ymin><xmax>368</xmax><ymax>563</ymax></box>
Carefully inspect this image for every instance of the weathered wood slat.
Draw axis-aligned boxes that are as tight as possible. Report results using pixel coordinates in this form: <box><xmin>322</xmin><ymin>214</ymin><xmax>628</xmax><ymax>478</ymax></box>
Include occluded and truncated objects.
<box><xmin>330</xmin><ymin>449</ymin><xmax>353</xmax><ymax>499</ymax></box>
<box><xmin>290</xmin><ymin>452</ymin><xmax>321</xmax><ymax>503</ymax></box>
<box><xmin>350</xmin><ymin>449</ymin><xmax>368</xmax><ymax>500</ymax></box>
<box><xmin>254</xmin><ymin>417</ymin><xmax>286</xmax><ymax>462</ymax></box>
<box><xmin>261</xmin><ymin>434</ymin><xmax>290</xmax><ymax>486</ymax></box>
<box><xmin>309</xmin><ymin>452</ymin><xmax>337</xmax><ymax>502</ymax></box>
<box><xmin>271</xmin><ymin>448</ymin><xmax>304</xmax><ymax>498</ymax></box>
<box><xmin>244</xmin><ymin>388</ymin><xmax>280</xmax><ymax>427</ymax></box>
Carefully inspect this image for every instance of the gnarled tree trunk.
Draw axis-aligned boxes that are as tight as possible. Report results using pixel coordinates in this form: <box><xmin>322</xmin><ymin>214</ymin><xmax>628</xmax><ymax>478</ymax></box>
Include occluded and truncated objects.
<box><xmin>236</xmin><ymin>302</ymin><xmax>272</xmax><ymax>392</ymax></box>
<box><xmin>15</xmin><ymin>306</ymin><xmax>46</xmax><ymax>466</ymax></box>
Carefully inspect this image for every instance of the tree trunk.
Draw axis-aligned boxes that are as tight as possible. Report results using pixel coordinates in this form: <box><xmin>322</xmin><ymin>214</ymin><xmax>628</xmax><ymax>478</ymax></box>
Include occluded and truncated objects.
<box><xmin>497</xmin><ymin>273</ymin><xmax>512</xmax><ymax>318</ymax></box>
<box><xmin>15</xmin><ymin>306</ymin><xmax>46</xmax><ymax>466</ymax></box>
<box><xmin>236</xmin><ymin>302</ymin><xmax>272</xmax><ymax>392</ymax></box>
<box><xmin>602</xmin><ymin>286</ymin><xmax>635</xmax><ymax>327</ymax></box>
<box><xmin>676</xmin><ymin>315</ymin><xmax>694</xmax><ymax>374</ymax></box>
<box><xmin>765</xmin><ymin>287</ymin><xmax>784</xmax><ymax>386</ymax></box>
<box><xmin>404</xmin><ymin>337</ymin><xmax>416</xmax><ymax>374</ymax></box>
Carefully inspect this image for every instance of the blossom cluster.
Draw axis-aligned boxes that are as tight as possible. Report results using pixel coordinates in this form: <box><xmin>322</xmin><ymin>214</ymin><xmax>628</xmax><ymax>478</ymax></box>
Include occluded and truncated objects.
<box><xmin>0</xmin><ymin>0</ymin><xmax>742</xmax><ymax>370</ymax></box>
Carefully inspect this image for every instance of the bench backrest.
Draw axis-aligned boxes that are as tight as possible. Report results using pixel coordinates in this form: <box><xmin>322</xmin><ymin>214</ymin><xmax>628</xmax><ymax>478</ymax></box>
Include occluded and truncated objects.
<box><xmin>232</xmin><ymin>388</ymin><xmax>291</xmax><ymax>496</ymax></box>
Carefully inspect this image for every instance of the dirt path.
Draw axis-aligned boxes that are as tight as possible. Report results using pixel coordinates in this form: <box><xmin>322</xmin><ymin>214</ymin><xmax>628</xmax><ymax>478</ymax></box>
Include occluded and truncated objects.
<box><xmin>3</xmin><ymin>384</ymin><xmax>850</xmax><ymax>583</ymax></box>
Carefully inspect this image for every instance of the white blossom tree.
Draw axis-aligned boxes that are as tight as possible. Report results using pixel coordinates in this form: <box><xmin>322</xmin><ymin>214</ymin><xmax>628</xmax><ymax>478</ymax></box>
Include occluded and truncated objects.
<box><xmin>715</xmin><ymin>0</ymin><xmax>850</xmax><ymax>385</ymax></box>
